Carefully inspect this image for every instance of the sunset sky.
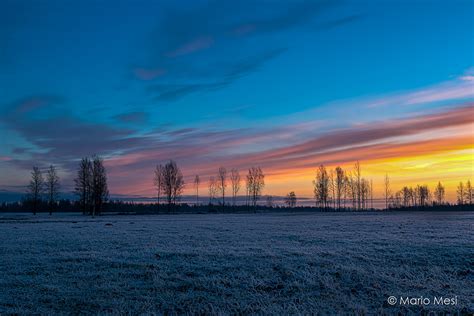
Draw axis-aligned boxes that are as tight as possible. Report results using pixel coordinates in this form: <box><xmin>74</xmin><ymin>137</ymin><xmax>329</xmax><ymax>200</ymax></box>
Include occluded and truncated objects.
<box><xmin>1</xmin><ymin>0</ymin><xmax>473</xmax><ymax>202</ymax></box>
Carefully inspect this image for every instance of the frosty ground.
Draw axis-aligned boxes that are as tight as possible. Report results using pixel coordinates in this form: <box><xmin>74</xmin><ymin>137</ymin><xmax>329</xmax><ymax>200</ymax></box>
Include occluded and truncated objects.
<box><xmin>0</xmin><ymin>211</ymin><xmax>472</xmax><ymax>315</ymax></box>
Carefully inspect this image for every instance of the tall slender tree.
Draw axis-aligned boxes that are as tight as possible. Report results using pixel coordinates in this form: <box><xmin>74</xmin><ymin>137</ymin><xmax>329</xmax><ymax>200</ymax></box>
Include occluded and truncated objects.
<box><xmin>217</xmin><ymin>167</ymin><xmax>227</xmax><ymax>206</ymax></box>
<box><xmin>74</xmin><ymin>157</ymin><xmax>93</xmax><ymax>215</ymax></box>
<box><xmin>153</xmin><ymin>164</ymin><xmax>164</xmax><ymax>210</ymax></box>
<box><xmin>354</xmin><ymin>161</ymin><xmax>361</xmax><ymax>210</ymax></box>
<box><xmin>384</xmin><ymin>174</ymin><xmax>391</xmax><ymax>210</ymax></box>
<box><xmin>285</xmin><ymin>191</ymin><xmax>297</xmax><ymax>208</ymax></box>
<box><xmin>465</xmin><ymin>180</ymin><xmax>473</xmax><ymax>205</ymax></box>
<box><xmin>46</xmin><ymin>165</ymin><xmax>60</xmax><ymax>215</ymax></box>
<box><xmin>209</xmin><ymin>176</ymin><xmax>217</xmax><ymax>205</ymax></box>
<box><xmin>91</xmin><ymin>155</ymin><xmax>108</xmax><ymax>216</ymax></box>
<box><xmin>335</xmin><ymin>166</ymin><xmax>345</xmax><ymax>210</ymax></box>
<box><xmin>247</xmin><ymin>167</ymin><xmax>265</xmax><ymax>209</ymax></box>
<box><xmin>27</xmin><ymin>166</ymin><xmax>44</xmax><ymax>215</ymax></box>
<box><xmin>457</xmin><ymin>181</ymin><xmax>465</xmax><ymax>205</ymax></box>
<box><xmin>434</xmin><ymin>181</ymin><xmax>445</xmax><ymax>205</ymax></box>
<box><xmin>230</xmin><ymin>168</ymin><xmax>241</xmax><ymax>207</ymax></box>
<box><xmin>162</xmin><ymin>160</ymin><xmax>184</xmax><ymax>212</ymax></box>
<box><xmin>194</xmin><ymin>175</ymin><xmax>200</xmax><ymax>206</ymax></box>
<box><xmin>313</xmin><ymin>164</ymin><xmax>329</xmax><ymax>209</ymax></box>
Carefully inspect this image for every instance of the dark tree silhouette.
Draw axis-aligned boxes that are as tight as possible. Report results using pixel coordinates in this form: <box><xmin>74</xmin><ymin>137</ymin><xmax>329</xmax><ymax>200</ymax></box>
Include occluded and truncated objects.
<box><xmin>91</xmin><ymin>155</ymin><xmax>108</xmax><ymax>216</ymax></box>
<box><xmin>217</xmin><ymin>167</ymin><xmax>227</xmax><ymax>206</ymax></box>
<box><xmin>194</xmin><ymin>175</ymin><xmax>200</xmax><ymax>206</ymax></box>
<box><xmin>162</xmin><ymin>160</ymin><xmax>184</xmax><ymax>211</ymax></box>
<box><xmin>354</xmin><ymin>161</ymin><xmax>362</xmax><ymax>210</ymax></box>
<box><xmin>335</xmin><ymin>166</ymin><xmax>345</xmax><ymax>210</ymax></box>
<box><xmin>27</xmin><ymin>166</ymin><xmax>44</xmax><ymax>215</ymax></box>
<box><xmin>153</xmin><ymin>164</ymin><xmax>164</xmax><ymax>210</ymax></box>
<box><xmin>384</xmin><ymin>174</ymin><xmax>391</xmax><ymax>210</ymax></box>
<box><xmin>74</xmin><ymin>157</ymin><xmax>93</xmax><ymax>215</ymax></box>
<box><xmin>313</xmin><ymin>164</ymin><xmax>329</xmax><ymax>209</ymax></box>
<box><xmin>434</xmin><ymin>181</ymin><xmax>445</xmax><ymax>205</ymax></box>
<box><xmin>457</xmin><ymin>181</ymin><xmax>464</xmax><ymax>205</ymax></box>
<box><xmin>415</xmin><ymin>184</ymin><xmax>430</xmax><ymax>207</ymax></box>
<box><xmin>46</xmin><ymin>165</ymin><xmax>60</xmax><ymax>215</ymax></box>
<box><xmin>465</xmin><ymin>180</ymin><xmax>473</xmax><ymax>204</ymax></box>
<box><xmin>230</xmin><ymin>168</ymin><xmax>241</xmax><ymax>207</ymax></box>
<box><xmin>246</xmin><ymin>167</ymin><xmax>264</xmax><ymax>209</ymax></box>
<box><xmin>285</xmin><ymin>191</ymin><xmax>297</xmax><ymax>208</ymax></box>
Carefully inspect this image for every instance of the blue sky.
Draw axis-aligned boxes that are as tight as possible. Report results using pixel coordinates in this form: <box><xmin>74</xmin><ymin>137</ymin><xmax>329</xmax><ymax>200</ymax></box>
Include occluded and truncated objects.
<box><xmin>1</xmin><ymin>0</ymin><xmax>473</xmax><ymax>197</ymax></box>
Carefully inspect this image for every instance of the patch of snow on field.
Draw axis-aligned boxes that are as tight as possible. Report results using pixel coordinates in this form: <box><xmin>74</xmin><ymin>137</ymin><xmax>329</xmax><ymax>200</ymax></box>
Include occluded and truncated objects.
<box><xmin>0</xmin><ymin>211</ymin><xmax>472</xmax><ymax>314</ymax></box>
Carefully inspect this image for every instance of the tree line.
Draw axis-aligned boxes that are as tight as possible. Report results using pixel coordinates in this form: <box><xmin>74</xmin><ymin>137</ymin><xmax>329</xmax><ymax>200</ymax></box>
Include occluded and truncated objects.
<box><xmin>22</xmin><ymin>156</ymin><xmax>472</xmax><ymax>215</ymax></box>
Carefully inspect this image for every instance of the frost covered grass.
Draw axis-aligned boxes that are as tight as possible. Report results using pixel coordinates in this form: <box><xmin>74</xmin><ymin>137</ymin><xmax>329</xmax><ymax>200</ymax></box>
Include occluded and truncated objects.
<box><xmin>0</xmin><ymin>211</ymin><xmax>472</xmax><ymax>315</ymax></box>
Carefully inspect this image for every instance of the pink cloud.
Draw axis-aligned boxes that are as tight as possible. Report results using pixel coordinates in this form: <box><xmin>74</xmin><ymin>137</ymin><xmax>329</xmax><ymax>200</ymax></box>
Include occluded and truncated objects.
<box><xmin>166</xmin><ymin>36</ymin><xmax>214</xmax><ymax>57</ymax></box>
<box><xmin>133</xmin><ymin>67</ymin><xmax>166</xmax><ymax>81</ymax></box>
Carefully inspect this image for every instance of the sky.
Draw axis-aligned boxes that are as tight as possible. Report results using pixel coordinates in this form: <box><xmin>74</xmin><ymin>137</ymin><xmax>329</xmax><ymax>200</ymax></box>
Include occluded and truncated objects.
<box><xmin>0</xmin><ymin>0</ymin><xmax>473</xmax><ymax>202</ymax></box>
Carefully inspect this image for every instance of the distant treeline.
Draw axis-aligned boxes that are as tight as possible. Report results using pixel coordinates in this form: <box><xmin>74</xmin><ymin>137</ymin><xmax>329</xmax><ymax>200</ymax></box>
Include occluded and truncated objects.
<box><xmin>1</xmin><ymin>199</ymin><xmax>472</xmax><ymax>214</ymax></box>
<box><xmin>14</xmin><ymin>156</ymin><xmax>474</xmax><ymax>215</ymax></box>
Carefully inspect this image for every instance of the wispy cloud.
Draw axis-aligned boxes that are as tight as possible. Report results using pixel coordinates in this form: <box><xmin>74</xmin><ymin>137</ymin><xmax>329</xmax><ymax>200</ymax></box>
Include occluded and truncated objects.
<box><xmin>365</xmin><ymin>75</ymin><xmax>474</xmax><ymax>108</ymax></box>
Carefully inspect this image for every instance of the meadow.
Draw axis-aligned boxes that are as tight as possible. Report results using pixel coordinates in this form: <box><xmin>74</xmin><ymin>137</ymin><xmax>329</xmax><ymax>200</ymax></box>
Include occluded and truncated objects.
<box><xmin>0</xmin><ymin>211</ymin><xmax>472</xmax><ymax>315</ymax></box>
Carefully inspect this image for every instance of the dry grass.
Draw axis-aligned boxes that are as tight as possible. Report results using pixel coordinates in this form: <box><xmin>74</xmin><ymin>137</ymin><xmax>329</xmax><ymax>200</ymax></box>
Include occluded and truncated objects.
<box><xmin>0</xmin><ymin>211</ymin><xmax>472</xmax><ymax>315</ymax></box>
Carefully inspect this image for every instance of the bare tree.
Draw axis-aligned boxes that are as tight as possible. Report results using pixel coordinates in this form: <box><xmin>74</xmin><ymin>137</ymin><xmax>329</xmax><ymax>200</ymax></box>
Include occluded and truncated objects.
<box><xmin>457</xmin><ymin>181</ymin><xmax>464</xmax><ymax>205</ymax></box>
<box><xmin>91</xmin><ymin>155</ymin><xmax>108</xmax><ymax>216</ymax></box>
<box><xmin>329</xmin><ymin>170</ymin><xmax>336</xmax><ymax>209</ymax></box>
<box><xmin>415</xmin><ymin>185</ymin><xmax>430</xmax><ymax>207</ymax></box>
<box><xmin>384</xmin><ymin>174</ymin><xmax>391</xmax><ymax>210</ymax></box>
<box><xmin>194</xmin><ymin>175</ymin><xmax>200</xmax><ymax>206</ymax></box>
<box><xmin>465</xmin><ymin>180</ymin><xmax>473</xmax><ymax>205</ymax></box>
<box><xmin>46</xmin><ymin>165</ymin><xmax>60</xmax><ymax>215</ymax></box>
<box><xmin>354</xmin><ymin>161</ymin><xmax>361</xmax><ymax>210</ymax></box>
<box><xmin>208</xmin><ymin>176</ymin><xmax>217</xmax><ymax>205</ymax></box>
<box><xmin>335</xmin><ymin>166</ymin><xmax>345</xmax><ymax>210</ymax></box>
<box><xmin>153</xmin><ymin>164</ymin><xmax>164</xmax><ymax>210</ymax></box>
<box><xmin>27</xmin><ymin>166</ymin><xmax>44</xmax><ymax>215</ymax></box>
<box><xmin>247</xmin><ymin>167</ymin><xmax>265</xmax><ymax>209</ymax></box>
<box><xmin>313</xmin><ymin>164</ymin><xmax>329</xmax><ymax>209</ymax></box>
<box><xmin>74</xmin><ymin>157</ymin><xmax>92</xmax><ymax>215</ymax></box>
<box><xmin>230</xmin><ymin>168</ymin><xmax>241</xmax><ymax>206</ymax></box>
<box><xmin>162</xmin><ymin>160</ymin><xmax>184</xmax><ymax>212</ymax></box>
<box><xmin>434</xmin><ymin>181</ymin><xmax>445</xmax><ymax>205</ymax></box>
<box><xmin>285</xmin><ymin>191</ymin><xmax>297</xmax><ymax>208</ymax></box>
<box><xmin>217</xmin><ymin>167</ymin><xmax>227</xmax><ymax>206</ymax></box>
<box><xmin>370</xmin><ymin>179</ymin><xmax>374</xmax><ymax>209</ymax></box>
<box><xmin>401</xmin><ymin>186</ymin><xmax>413</xmax><ymax>207</ymax></box>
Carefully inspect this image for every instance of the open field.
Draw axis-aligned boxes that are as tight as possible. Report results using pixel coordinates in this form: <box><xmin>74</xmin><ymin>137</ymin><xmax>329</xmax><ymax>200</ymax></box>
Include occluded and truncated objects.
<box><xmin>0</xmin><ymin>211</ymin><xmax>472</xmax><ymax>315</ymax></box>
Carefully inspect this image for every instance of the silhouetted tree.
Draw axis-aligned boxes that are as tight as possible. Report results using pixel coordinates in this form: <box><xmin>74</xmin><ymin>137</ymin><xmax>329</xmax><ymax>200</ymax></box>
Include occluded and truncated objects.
<box><xmin>434</xmin><ymin>181</ymin><xmax>445</xmax><ymax>205</ymax></box>
<box><xmin>230</xmin><ymin>168</ymin><xmax>241</xmax><ymax>206</ymax></box>
<box><xmin>335</xmin><ymin>166</ymin><xmax>345</xmax><ymax>210</ymax></box>
<box><xmin>384</xmin><ymin>174</ymin><xmax>391</xmax><ymax>210</ymax></box>
<box><xmin>162</xmin><ymin>160</ymin><xmax>184</xmax><ymax>212</ymax></box>
<box><xmin>285</xmin><ymin>191</ymin><xmax>297</xmax><ymax>208</ymax></box>
<box><xmin>194</xmin><ymin>175</ymin><xmax>200</xmax><ymax>206</ymax></box>
<box><xmin>313</xmin><ymin>164</ymin><xmax>329</xmax><ymax>209</ymax></box>
<box><xmin>329</xmin><ymin>170</ymin><xmax>336</xmax><ymax>209</ymax></box>
<box><xmin>27</xmin><ymin>166</ymin><xmax>44</xmax><ymax>215</ymax></box>
<box><xmin>415</xmin><ymin>184</ymin><xmax>430</xmax><ymax>207</ymax></box>
<box><xmin>246</xmin><ymin>167</ymin><xmax>265</xmax><ymax>209</ymax></box>
<box><xmin>46</xmin><ymin>165</ymin><xmax>60</xmax><ymax>215</ymax></box>
<box><xmin>217</xmin><ymin>167</ymin><xmax>227</xmax><ymax>206</ymax></box>
<box><xmin>208</xmin><ymin>176</ymin><xmax>217</xmax><ymax>205</ymax></box>
<box><xmin>457</xmin><ymin>181</ymin><xmax>464</xmax><ymax>205</ymax></box>
<box><xmin>354</xmin><ymin>161</ymin><xmax>362</xmax><ymax>210</ymax></box>
<box><xmin>74</xmin><ymin>157</ymin><xmax>92</xmax><ymax>215</ymax></box>
<box><xmin>153</xmin><ymin>164</ymin><xmax>164</xmax><ymax>210</ymax></box>
<box><xmin>405</xmin><ymin>186</ymin><xmax>414</xmax><ymax>207</ymax></box>
<box><xmin>465</xmin><ymin>180</ymin><xmax>472</xmax><ymax>205</ymax></box>
<box><xmin>91</xmin><ymin>155</ymin><xmax>108</xmax><ymax>216</ymax></box>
